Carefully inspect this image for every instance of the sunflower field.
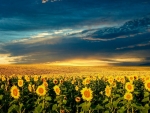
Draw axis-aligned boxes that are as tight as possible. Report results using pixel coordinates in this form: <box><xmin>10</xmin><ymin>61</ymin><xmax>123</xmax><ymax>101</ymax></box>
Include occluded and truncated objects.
<box><xmin>0</xmin><ymin>71</ymin><xmax>150</xmax><ymax>113</ymax></box>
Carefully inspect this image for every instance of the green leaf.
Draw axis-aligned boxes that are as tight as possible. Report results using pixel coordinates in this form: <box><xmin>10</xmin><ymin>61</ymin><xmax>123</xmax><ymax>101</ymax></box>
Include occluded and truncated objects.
<box><xmin>0</xmin><ymin>95</ymin><xmax>3</xmax><ymax>100</ymax></box>
<box><xmin>55</xmin><ymin>95</ymin><xmax>63</xmax><ymax>101</ymax></box>
<box><xmin>19</xmin><ymin>103</ymin><xmax>23</xmax><ymax>112</ymax></box>
<box><xmin>141</xmin><ymin>109</ymin><xmax>149</xmax><ymax>113</ymax></box>
<box><xmin>8</xmin><ymin>104</ymin><xmax>19</xmax><ymax>113</ymax></box>
<box><xmin>63</xmin><ymin>100</ymin><xmax>67</xmax><ymax>104</ymax></box>
<box><xmin>8</xmin><ymin>105</ymin><xmax>15</xmax><ymax>113</ymax></box>
<box><xmin>144</xmin><ymin>91</ymin><xmax>149</xmax><ymax>98</ymax></box>
<box><xmin>120</xmin><ymin>100</ymin><xmax>127</xmax><ymax>104</ymax></box>
<box><xmin>103</xmin><ymin>98</ymin><xmax>109</xmax><ymax>103</ymax></box>
<box><xmin>113</xmin><ymin>94</ymin><xmax>120</xmax><ymax>98</ymax></box>
<box><xmin>45</xmin><ymin>96</ymin><xmax>51</xmax><ymax>101</ymax></box>
<box><xmin>52</xmin><ymin>104</ymin><xmax>58</xmax><ymax>111</ymax></box>
<box><xmin>105</xmin><ymin>103</ymin><xmax>112</xmax><ymax>108</ymax></box>
<box><xmin>79</xmin><ymin>103</ymin><xmax>84</xmax><ymax>107</ymax></box>
<box><xmin>95</xmin><ymin>104</ymin><xmax>104</xmax><ymax>110</ymax></box>
<box><xmin>140</xmin><ymin>104</ymin><xmax>150</xmax><ymax>113</ymax></box>
<box><xmin>117</xmin><ymin>106</ymin><xmax>126</xmax><ymax>113</ymax></box>
<box><xmin>33</xmin><ymin>103</ymin><xmax>43</xmax><ymax>113</ymax></box>
<box><xmin>104</xmin><ymin>110</ymin><xmax>110</xmax><ymax>113</ymax></box>
<box><xmin>34</xmin><ymin>98</ymin><xmax>41</xmax><ymax>105</ymax></box>
<box><xmin>134</xmin><ymin>91</ymin><xmax>139</xmax><ymax>95</ymax></box>
<box><xmin>131</xmin><ymin>103</ymin><xmax>144</xmax><ymax>110</ymax></box>
<box><xmin>144</xmin><ymin>104</ymin><xmax>149</xmax><ymax>109</ymax></box>
<box><xmin>1</xmin><ymin>84</ymin><xmax>4</xmax><ymax>89</ymax></box>
<box><xmin>113</xmin><ymin>101</ymin><xmax>118</xmax><ymax>107</ymax></box>
<box><xmin>9</xmin><ymin>100</ymin><xmax>18</xmax><ymax>105</ymax></box>
<box><xmin>80</xmin><ymin>102</ymin><xmax>91</xmax><ymax>111</ymax></box>
<box><xmin>142</xmin><ymin>97</ymin><xmax>149</xmax><ymax>102</ymax></box>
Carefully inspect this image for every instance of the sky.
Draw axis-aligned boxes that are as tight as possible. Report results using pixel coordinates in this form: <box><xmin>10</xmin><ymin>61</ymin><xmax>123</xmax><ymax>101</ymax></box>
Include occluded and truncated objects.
<box><xmin>0</xmin><ymin>0</ymin><xmax>150</xmax><ymax>66</ymax></box>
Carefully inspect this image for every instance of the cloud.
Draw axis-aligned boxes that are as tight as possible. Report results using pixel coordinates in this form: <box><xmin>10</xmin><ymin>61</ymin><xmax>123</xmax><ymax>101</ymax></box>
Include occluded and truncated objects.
<box><xmin>0</xmin><ymin>6</ymin><xmax>150</xmax><ymax>66</ymax></box>
<box><xmin>116</xmin><ymin>41</ymin><xmax>150</xmax><ymax>50</ymax></box>
<box><xmin>82</xmin><ymin>16</ymin><xmax>150</xmax><ymax>41</ymax></box>
<box><xmin>1</xmin><ymin>0</ymin><xmax>150</xmax><ymax>33</ymax></box>
<box><xmin>0</xmin><ymin>54</ymin><xmax>24</xmax><ymax>64</ymax></box>
<box><xmin>1</xmin><ymin>32</ymin><xmax>150</xmax><ymax>65</ymax></box>
<box><xmin>31</xmin><ymin>32</ymin><xmax>50</xmax><ymax>38</ymax></box>
<box><xmin>42</xmin><ymin>0</ymin><xmax>49</xmax><ymax>4</ymax></box>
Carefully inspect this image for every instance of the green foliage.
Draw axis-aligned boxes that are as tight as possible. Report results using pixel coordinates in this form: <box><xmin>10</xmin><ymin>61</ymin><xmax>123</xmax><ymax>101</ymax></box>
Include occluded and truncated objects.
<box><xmin>0</xmin><ymin>74</ymin><xmax>150</xmax><ymax>113</ymax></box>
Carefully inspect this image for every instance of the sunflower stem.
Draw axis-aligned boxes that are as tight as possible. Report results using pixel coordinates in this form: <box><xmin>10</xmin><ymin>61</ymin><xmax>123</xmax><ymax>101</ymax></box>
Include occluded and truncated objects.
<box><xmin>76</xmin><ymin>105</ymin><xmax>79</xmax><ymax>113</ymax></box>
<box><xmin>127</xmin><ymin>102</ymin><xmax>130</xmax><ymax>113</ymax></box>
<box><xmin>132</xmin><ymin>107</ymin><xmax>134</xmax><ymax>113</ymax></box>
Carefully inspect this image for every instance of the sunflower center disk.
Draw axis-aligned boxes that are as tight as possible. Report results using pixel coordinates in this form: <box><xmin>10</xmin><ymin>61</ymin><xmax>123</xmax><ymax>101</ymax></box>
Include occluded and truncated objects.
<box><xmin>127</xmin><ymin>94</ymin><xmax>131</xmax><ymax>99</ymax></box>
<box><xmin>13</xmin><ymin>89</ymin><xmax>18</xmax><ymax>96</ymax></box>
<box><xmin>39</xmin><ymin>88</ymin><xmax>44</xmax><ymax>94</ymax></box>
<box><xmin>84</xmin><ymin>90</ymin><xmax>90</xmax><ymax>98</ymax></box>
<box><xmin>130</xmin><ymin>77</ymin><xmax>133</xmax><ymax>81</ymax></box>
<box><xmin>106</xmin><ymin>89</ymin><xmax>109</xmax><ymax>93</ymax></box>
<box><xmin>56</xmin><ymin>88</ymin><xmax>60</xmax><ymax>93</ymax></box>
<box><xmin>147</xmin><ymin>83</ymin><xmax>150</xmax><ymax>88</ymax></box>
<box><xmin>127</xmin><ymin>85</ymin><xmax>132</xmax><ymax>90</ymax></box>
<box><xmin>19</xmin><ymin>81</ymin><xmax>22</xmax><ymax>85</ymax></box>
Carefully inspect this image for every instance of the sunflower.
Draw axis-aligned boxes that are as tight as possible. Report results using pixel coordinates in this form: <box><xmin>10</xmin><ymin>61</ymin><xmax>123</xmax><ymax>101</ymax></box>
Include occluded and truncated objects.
<box><xmin>75</xmin><ymin>97</ymin><xmax>81</xmax><ymax>103</ymax></box>
<box><xmin>105</xmin><ymin>85</ymin><xmax>111</xmax><ymax>97</ymax></box>
<box><xmin>32</xmin><ymin>84</ymin><xmax>35</xmax><ymax>92</ymax></box>
<box><xmin>124</xmin><ymin>92</ymin><xmax>133</xmax><ymax>101</ymax></box>
<box><xmin>115</xmin><ymin>76</ymin><xmax>121</xmax><ymax>82</ymax></box>
<box><xmin>120</xmin><ymin>76</ymin><xmax>125</xmax><ymax>84</ymax></box>
<box><xmin>28</xmin><ymin>84</ymin><xmax>32</xmax><ymax>92</ymax></box>
<box><xmin>36</xmin><ymin>85</ymin><xmax>46</xmax><ymax>96</ymax></box>
<box><xmin>33</xmin><ymin>75</ymin><xmax>39</xmax><ymax>82</ymax></box>
<box><xmin>41</xmin><ymin>75</ymin><xmax>47</xmax><ymax>81</ymax></box>
<box><xmin>71</xmin><ymin>80</ymin><xmax>75</xmax><ymax>85</ymax></box>
<box><xmin>2</xmin><ymin>76</ymin><xmax>6</xmax><ymax>81</ymax></box>
<box><xmin>53</xmin><ymin>79</ymin><xmax>58</xmax><ymax>84</ymax></box>
<box><xmin>42</xmin><ymin>81</ymin><xmax>48</xmax><ymax>87</ymax></box>
<box><xmin>82</xmin><ymin>78</ymin><xmax>90</xmax><ymax>85</ymax></box>
<box><xmin>80</xmin><ymin>87</ymin><xmax>93</xmax><ymax>101</ymax></box>
<box><xmin>133</xmin><ymin>75</ymin><xmax>138</xmax><ymax>80</ymax></box>
<box><xmin>144</xmin><ymin>80</ymin><xmax>150</xmax><ymax>91</ymax></box>
<box><xmin>112</xmin><ymin>82</ymin><xmax>116</xmax><ymax>88</ymax></box>
<box><xmin>60</xmin><ymin>109</ymin><xmax>65</xmax><ymax>113</ymax></box>
<box><xmin>75</xmin><ymin>86</ymin><xmax>79</xmax><ymax>91</ymax></box>
<box><xmin>17</xmin><ymin>75</ymin><xmax>22</xmax><ymax>80</ymax></box>
<box><xmin>146</xmin><ymin>76</ymin><xmax>150</xmax><ymax>81</ymax></box>
<box><xmin>108</xmin><ymin>78</ymin><xmax>114</xmax><ymax>85</ymax></box>
<box><xmin>25</xmin><ymin>75</ymin><xmax>30</xmax><ymax>82</ymax></box>
<box><xmin>60</xmin><ymin>79</ymin><xmax>63</xmax><ymax>84</ymax></box>
<box><xmin>140</xmin><ymin>76</ymin><xmax>145</xmax><ymax>82</ymax></box>
<box><xmin>10</xmin><ymin>85</ymin><xmax>20</xmax><ymax>99</ymax></box>
<box><xmin>98</xmin><ymin>75</ymin><xmax>103</xmax><ymax>79</ymax></box>
<box><xmin>127</xmin><ymin>75</ymin><xmax>134</xmax><ymax>83</ymax></box>
<box><xmin>18</xmin><ymin>79</ymin><xmax>23</xmax><ymax>87</ymax></box>
<box><xmin>125</xmin><ymin>82</ymin><xmax>134</xmax><ymax>92</ymax></box>
<box><xmin>53</xmin><ymin>85</ymin><xmax>61</xmax><ymax>95</ymax></box>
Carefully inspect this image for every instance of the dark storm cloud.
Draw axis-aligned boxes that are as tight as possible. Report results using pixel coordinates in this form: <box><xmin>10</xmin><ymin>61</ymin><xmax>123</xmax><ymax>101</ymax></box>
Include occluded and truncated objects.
<box><xmin>1</xmin><ymin>0</ymin><xmax>150</xmax><ymax>32</ymax></box>
<box><xmin>1</xmin><ymin>0</ymin><xmax>150</xmax><ymax>65</ymax></box>
<box><xmin>144</xmin><ymin>57</ymin><xmax>150</xmax><ymax>61</ymax></box>
<box><xmin>79</xmin><ymin>16</ymin><xmax>150</xmax><ymax>40</ymax></box>
<box><xmin>1</xmin><ymin>19</ymin><xmax>150</xmax><ymax>65</ymax></box>
<box><xmin>68</xmin><ymin>16</ymin><xmax>150</xmax><ymax>54</ymax></box>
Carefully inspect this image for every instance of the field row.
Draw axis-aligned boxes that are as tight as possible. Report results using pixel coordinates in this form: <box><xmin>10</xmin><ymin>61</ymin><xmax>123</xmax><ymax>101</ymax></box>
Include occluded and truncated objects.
<box><xmin>0</xmin><ymin>72</ymin><xmax>150</xmax><ymax>113</ymax></box>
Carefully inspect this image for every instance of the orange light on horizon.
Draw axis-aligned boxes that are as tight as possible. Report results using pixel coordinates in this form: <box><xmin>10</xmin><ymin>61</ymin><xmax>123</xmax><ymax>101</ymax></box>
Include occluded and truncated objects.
<box><xmin>47</xmin><ymin>59</ymin><xmax>118</xmax><ymax>66</ymax></box>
